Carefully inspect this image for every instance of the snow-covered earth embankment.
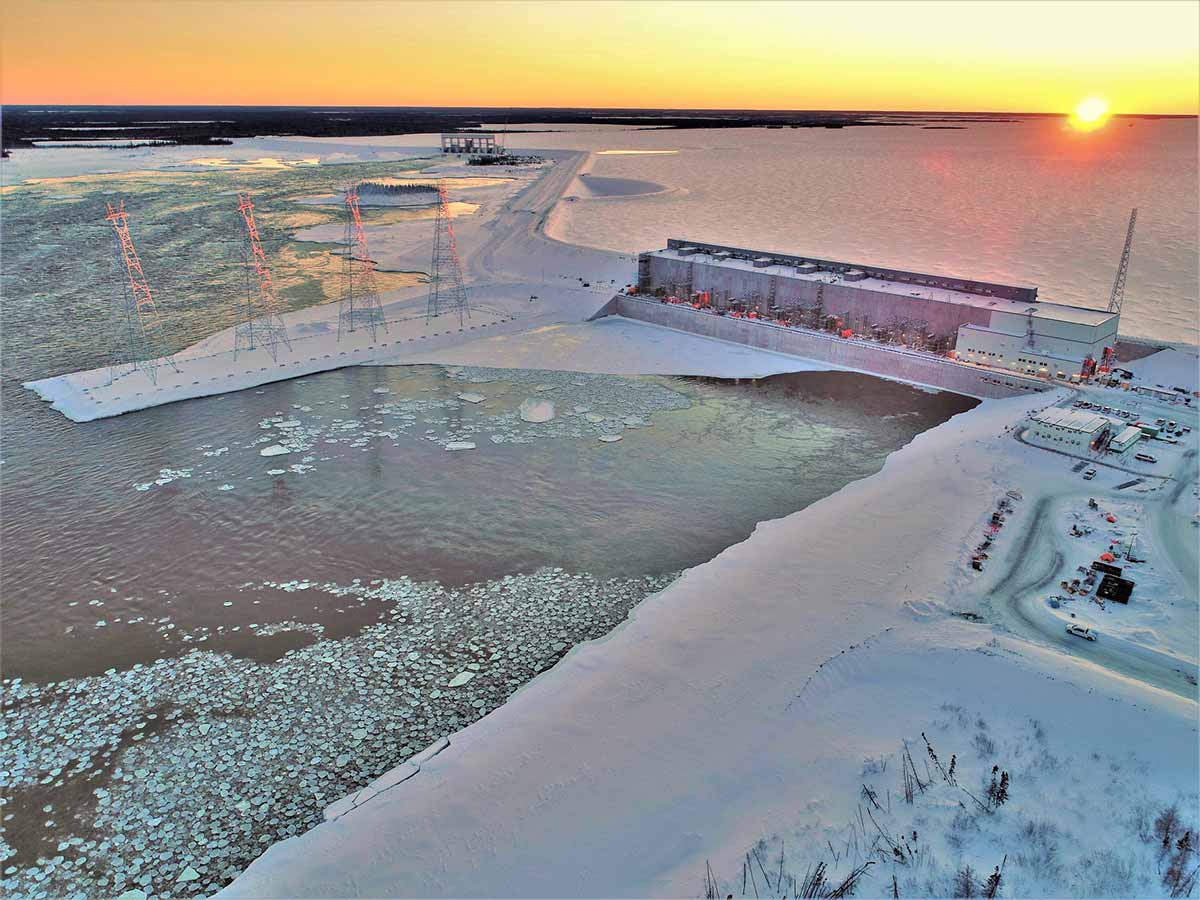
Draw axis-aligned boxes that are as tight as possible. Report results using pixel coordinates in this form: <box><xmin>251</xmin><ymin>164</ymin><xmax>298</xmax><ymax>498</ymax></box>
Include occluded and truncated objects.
<box><xmin>220</xmin><ymin>389</ymin><xmax>1197</xmax><ymax>898</ymax></box>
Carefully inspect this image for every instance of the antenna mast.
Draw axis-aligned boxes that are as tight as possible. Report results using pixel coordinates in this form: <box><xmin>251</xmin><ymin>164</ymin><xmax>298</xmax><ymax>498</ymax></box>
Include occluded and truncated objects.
<box><xmin>1107</xmin><ymin>208</ymin><xmax>1137</xmax><ymax>315</ymax></box>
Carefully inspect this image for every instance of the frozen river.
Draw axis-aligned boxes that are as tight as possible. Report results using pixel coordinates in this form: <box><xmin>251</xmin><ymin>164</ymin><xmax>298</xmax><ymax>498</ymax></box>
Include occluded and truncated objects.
<box><xmin>2</xmin><ymin>347</ymin><xmax>973</xmax><ymax>897</ymax></box>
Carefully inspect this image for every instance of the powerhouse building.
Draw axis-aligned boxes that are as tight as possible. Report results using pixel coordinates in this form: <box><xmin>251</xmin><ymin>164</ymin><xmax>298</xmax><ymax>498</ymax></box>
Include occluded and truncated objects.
<box><xmin>637</xmin><ymin>240</ymin><xmax>1119</xmax><ymax>378</ymax></box>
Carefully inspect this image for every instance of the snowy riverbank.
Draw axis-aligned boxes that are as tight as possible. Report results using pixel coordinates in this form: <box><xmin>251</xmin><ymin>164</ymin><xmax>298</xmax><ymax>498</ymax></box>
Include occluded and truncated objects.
<box><xmin>221</xmin><ymin>387</ymin><xmax>1198</xmax><ymax>898</ymax></box>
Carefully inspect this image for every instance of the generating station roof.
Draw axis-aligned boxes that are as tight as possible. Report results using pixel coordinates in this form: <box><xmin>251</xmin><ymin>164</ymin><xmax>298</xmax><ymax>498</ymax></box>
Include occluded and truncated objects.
<box><xmin>1031</xmin><ymin>407</ymin><xmax>1111</xmax><ymax>433</ymax></box>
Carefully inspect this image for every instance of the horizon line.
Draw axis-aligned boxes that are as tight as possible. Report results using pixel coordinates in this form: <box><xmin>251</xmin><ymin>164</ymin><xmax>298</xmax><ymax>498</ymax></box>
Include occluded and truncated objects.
<box><xmin>3</xmin><ymin>103</ymin><xmax>1197</xmax><ymax>118</ymax></box>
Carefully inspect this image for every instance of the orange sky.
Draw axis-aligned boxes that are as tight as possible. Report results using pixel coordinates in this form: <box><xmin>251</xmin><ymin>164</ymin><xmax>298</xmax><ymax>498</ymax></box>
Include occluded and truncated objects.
<box><xmin>2</xmin><ymin>0</ymin><xmax>1197</xmax><ymax>113</ymax></box>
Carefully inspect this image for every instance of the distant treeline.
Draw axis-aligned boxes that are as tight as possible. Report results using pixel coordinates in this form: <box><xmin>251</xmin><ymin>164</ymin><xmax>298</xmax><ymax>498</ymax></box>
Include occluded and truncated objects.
<box><xmin>34</xmin><ymin>139</ymin><xmax>232</xmax><ymax>150</ymax></box>
<box><xmin>357</xmin><ymin>182</ymin><xmax>436</xmax><ymax>195</ymax></box>
<box><xmin>0</xmin><ymin>105</ymin><xmax>1062</xmax><ymax>151</ymax></box>
<box><xmin>468</xmin><ymin>154</ymin><xmax>545</xmax><ymax>166</ymax></box>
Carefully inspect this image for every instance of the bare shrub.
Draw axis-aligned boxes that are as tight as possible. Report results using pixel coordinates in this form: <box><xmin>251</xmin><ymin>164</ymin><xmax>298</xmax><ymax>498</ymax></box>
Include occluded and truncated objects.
<box><xmin>1157</xmin><ymin>806</ymin><xmax>1183</xmax><ymax>855</ymax></box>
<box><xmin>1013</xmin><ymin>820</ymin><xmax>1062</xmax><ymax>884</ymax></box>
<box><xmin>1072</xmin><ymin>849</ymin><xmax>1139</xmax><ymax>898</ymax></box>
<box><xmin>946</xmin><ymin>809</ymin><xmax>980</xmax><ymax>853</ymax></box>
<box><xmin>952</xmin><ymin>865</ymin><xmax>979</xmax><ymax>898</ymax></box>
<box><xmin>972</xmin><ymin>731</ymin><xmax>996</xmax><ymax>759</ymax></box>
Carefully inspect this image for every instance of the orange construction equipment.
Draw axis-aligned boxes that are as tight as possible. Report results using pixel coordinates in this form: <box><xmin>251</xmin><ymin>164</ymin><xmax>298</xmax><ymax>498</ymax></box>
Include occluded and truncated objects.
<box><xmin>840</xmin><ymin>328</ymin><xmax>854</xmax><ymax>339</ymax></box>
<box><xmin>1099</xmin><ymin>551</ymin><xmax>1116</xmax><ymax>562</ymax></box>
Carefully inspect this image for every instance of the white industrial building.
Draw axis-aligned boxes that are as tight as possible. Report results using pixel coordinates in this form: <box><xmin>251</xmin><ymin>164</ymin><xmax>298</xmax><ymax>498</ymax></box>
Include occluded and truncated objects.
<box><xmin>1134</xmin><ymin>385</ymin><xmax>1186</xmax><ymax>404</ymax></box>
<box><xmin>1026</xmin><ymin>408</ymin><xmax>1112</xmax><ymax>450</ymax></box>
<box><xmin>954</xmin><ymin>305</ymin><xmax>1119</xmax><ymax>379</ymax></box>
<box><xmin>1108</xmin><ymin>425</ymin><xmax>1144</xmax><ymax>455</ymax></box>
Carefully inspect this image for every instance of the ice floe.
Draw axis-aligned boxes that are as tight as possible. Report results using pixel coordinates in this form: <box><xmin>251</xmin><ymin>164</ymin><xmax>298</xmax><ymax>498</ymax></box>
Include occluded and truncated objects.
<box><xmin>0</xmin><ymin>568</ymin><xmax>676</xmax><ymax>899</ymax></box>
<box><xmin>518</xmin><ymin>399</ymin><xmax>556</xmax><ymax>423</ymax></box>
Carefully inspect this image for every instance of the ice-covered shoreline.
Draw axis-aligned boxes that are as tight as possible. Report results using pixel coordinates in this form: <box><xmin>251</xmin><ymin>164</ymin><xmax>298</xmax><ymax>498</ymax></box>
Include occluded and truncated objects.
<box><xmin>23</xmin><ymin>147</ymin><xmax>833</xmax><ymax>423</ymax></box>
<box><xmin>221</xmin><ymin>383</ymin><xmax>1197</xmax><ymax>898</ymax></box>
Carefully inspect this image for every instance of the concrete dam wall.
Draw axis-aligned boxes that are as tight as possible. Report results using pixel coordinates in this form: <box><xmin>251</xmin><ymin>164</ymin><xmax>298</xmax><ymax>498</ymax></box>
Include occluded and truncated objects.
<box><xmin>645</xmin><ymin>254</ymin><xmax>995</xmax><ymax>340</ymax></box>
<box><xmin>599</xmin><ymin>296</ymin><xmax>1054</xmax><ymax>400</ymax></box>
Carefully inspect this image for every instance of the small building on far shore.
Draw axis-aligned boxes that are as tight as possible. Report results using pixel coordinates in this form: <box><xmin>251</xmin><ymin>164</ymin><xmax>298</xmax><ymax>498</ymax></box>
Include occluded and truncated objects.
<box><xmin>441</xmin><ymin>133</ymin><xmax>503</xmax><ymax>156</ymax></box>
<box><xmin>1027</xmin><ymin>407</ymin><xmax>1111</xmax><ymax>451</ymax></box>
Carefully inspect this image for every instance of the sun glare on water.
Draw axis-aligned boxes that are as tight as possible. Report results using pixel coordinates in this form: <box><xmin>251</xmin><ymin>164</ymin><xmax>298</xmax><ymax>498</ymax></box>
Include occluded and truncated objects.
<box><xmin>1069</xmin><ymin>97</ymin><xmax>1111</xmax><ymax>132</ymax></box>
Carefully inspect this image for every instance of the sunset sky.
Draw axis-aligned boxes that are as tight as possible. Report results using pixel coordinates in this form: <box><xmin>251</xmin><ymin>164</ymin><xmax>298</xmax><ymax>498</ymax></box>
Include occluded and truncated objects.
<box><xmin>2</xmin><ymin>0</ymin><xmax>1197</xmax><ymax>113</ymax></box>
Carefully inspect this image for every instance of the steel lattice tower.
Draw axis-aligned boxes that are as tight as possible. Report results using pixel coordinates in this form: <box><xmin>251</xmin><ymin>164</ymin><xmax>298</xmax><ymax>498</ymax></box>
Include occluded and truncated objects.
<box><xmin>234</xmin><ymin>192</ymin><xmax>292</xmax><ymax>360</ymax></box>
<box><xmin>1107</xmin><ymin>208</ymin><xmax>1137</xmax><ymax>315</ymax></box>
<box><xmin>104</xmin><ymin>200</ymin><xmax>178</xmax><ymax>384</ymax></box>
<box><xmin>338</xmin><ymin>187</ymin><xmax>388</xmax><ymax>341</ymax></box>
<box><xmin>426</xmin><ymin>180</ymin><xmax>469</xmax><ymax>325</ymax></box>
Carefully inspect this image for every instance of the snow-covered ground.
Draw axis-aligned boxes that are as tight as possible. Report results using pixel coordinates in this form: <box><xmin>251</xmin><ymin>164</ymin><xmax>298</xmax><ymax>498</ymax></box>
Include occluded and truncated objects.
<box><xmin>387</xmin><ymin>317</ymin><xmax>831</xmax><ymax>378</ymax></box>
<box><xmin>1126</xmin><ymin>346</ymin><xmax>1200</xmax><ymax>394</ymax></box>
<box><xmin>1043</xmin><ymin>496</ymin><xmax>1197</xmax><ymax>663</ymax></box>
<box><xmin>221</xmin><ymin>388</ymin><xmax>1198</xmax><ymax>898</ymax></box>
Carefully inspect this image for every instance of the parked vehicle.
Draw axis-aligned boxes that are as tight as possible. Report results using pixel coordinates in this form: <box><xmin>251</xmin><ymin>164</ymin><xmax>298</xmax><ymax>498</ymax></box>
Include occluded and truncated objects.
<box><xmin>1135</xmin><ymin>452</ymin><xmax>1158</xmax><ymax>463</ymax></box>
<box><xmin>1083</xmin><ymin>468</ymin><xmax>1097</xmax><ymax>480</ymax></box>
<box><xmin>1066</xmin><ymin>624</ymin><xmax>1097</xmax><ymax>641</ymax></box>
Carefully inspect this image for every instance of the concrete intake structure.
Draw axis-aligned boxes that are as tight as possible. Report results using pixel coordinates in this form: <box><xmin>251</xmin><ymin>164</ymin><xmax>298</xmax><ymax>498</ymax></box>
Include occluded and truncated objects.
<box><xmin>596</xmin><ymin>295</ymin><xmax>1054</xmax><ymax>400</ymax></box>
<box><xmin>638</xmin><ymin>240</ymin><xmax>1119</xmax><ymax>380</ymax></box>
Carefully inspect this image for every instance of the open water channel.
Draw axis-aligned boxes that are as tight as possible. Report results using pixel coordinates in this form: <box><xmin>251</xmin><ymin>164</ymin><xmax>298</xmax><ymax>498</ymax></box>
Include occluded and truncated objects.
<box><xmin>2</xmin><ymin>355</ymin><xmax>975</xmax><ymax>898</ymax></box>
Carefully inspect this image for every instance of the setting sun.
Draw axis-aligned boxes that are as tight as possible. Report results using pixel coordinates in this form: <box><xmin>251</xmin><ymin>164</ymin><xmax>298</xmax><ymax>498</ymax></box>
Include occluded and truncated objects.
<box><xmin>1070</xmin><ymin>96</ymin><xmax>1111</xmax><ymax>130</ymax></box>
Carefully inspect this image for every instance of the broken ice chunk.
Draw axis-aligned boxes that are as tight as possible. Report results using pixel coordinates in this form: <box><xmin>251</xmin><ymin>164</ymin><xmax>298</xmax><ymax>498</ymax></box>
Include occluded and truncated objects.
<box><xmin>519</xmin><ymin>399</ymin><xmax>556</xmax><ymax>423</ymax></box>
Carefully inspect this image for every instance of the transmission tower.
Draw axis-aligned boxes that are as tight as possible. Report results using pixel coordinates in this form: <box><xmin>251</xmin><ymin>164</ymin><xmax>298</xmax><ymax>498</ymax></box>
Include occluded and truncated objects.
<box><xmin>104</xmin><ymin>200</ymin><xmax>178</xmax><ymax>384</ymax></box>
<box><xmin>426</xmin><ymin>180</ymin><xmax>470</xmax><ymax>325</ymax></box>
<box><xmin>338</xmin><ymin>186</ymin><xmax>388</xmax><ymax>340</ymax></box>
<box><xmin>1107</xmin><ymin>207</ymin><xmax>1137</xmax><ymax>315</ymax></box>
<box><xmin>234</xmin><ymin>192</ymin><xmax>291</xmax><ymax>360</ymax></box>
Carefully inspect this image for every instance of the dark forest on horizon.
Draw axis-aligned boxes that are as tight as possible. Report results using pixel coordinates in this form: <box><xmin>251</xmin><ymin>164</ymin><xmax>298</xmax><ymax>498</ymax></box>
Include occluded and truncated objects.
<box><xmin>0</xmin><ymin>105</ymin><xmax>1055</xmax><ymax>150</ymax></box>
